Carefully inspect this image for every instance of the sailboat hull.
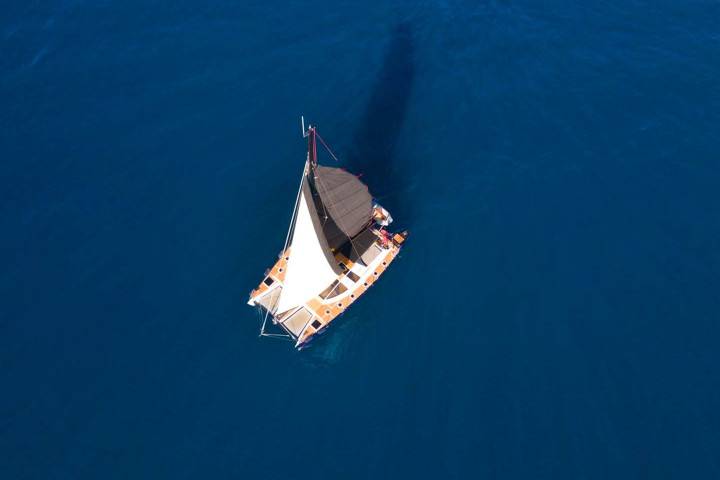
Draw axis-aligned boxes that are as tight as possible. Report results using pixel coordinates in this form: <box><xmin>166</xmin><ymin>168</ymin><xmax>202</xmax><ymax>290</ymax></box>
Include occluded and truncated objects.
<box><xmin>248</xmin><ymin>227</ymin><xmax>407</xmax><ymax>349</ymax></box>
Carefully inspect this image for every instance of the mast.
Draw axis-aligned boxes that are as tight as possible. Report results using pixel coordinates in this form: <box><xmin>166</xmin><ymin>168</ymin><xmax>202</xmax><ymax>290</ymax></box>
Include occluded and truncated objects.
<box><xmin>301</xmin><ymin>116</ymin><xmax>318</xmax><ymax>166</ymax></box>
<box><xmin>307</xmin><ymin>125</ymin><xmax>317</xmax><ymax>167</ymax></box>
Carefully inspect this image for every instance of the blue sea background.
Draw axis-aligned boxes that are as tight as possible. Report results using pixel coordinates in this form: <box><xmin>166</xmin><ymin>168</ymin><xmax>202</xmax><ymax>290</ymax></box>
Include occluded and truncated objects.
<box><xmin>2</xmin><ymin>1</ymin><xmax>720</xmax><ymax>478</ymax></box>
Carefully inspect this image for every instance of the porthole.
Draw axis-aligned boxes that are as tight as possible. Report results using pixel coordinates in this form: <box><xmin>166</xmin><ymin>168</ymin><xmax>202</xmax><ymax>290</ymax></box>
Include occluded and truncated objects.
<box><xmin>278</xmin><ymin>268</ymin><xmax>283</xmax><ymax>272</ymax></box>
<box><xmin>325</xmin><ymin>310</ymin><xmax>330</xmax><ymax>315</ymax></box>
<box><xmin>350</xmin><ymin>294</ymin><xmax>355</xmax><ymax>299</ymax></box>
<box><xmin>363</xmin><ymin>282</ymin><xmax>368</xmax><ymax>287</ymax></box>
<box><xmin>337</xmin><ymin>303</ymin><xmax>343</xmax><ymax>308</ymax></box>
<box><xmin>373</xmin><ymin>272</ymin><xmax>379</xmax><ymax>276</ymax></box>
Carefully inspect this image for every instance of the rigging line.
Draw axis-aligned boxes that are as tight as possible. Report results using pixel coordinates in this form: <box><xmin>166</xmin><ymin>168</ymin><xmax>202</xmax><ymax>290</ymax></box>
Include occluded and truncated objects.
<box><xmin>316</xmin><ymin>132</ymin><xmax>340</xmax><ymax>162</ymax></box>
<box><xmin>258</xmin><ymin>307</ymin><xmax>270</xmax><ymax>336</ymax></box>
<box><xmin>261</xmin><ymin>334</ymin><xmax>293</xmax><ymax>341</ymax></box>
<box><xmin>258</xmin><ymin>305</ymin><xmax>296</xmax><ymax>341</ymax></box>
<box><xmin>259</xmin><ymin>279</ymin><xmax>284</xmax><ymax>337</ymax></box>
<box><xmin>283</xmin><ymin>160</ymin><xmax>309</xmax><ymax>254</ymax></box>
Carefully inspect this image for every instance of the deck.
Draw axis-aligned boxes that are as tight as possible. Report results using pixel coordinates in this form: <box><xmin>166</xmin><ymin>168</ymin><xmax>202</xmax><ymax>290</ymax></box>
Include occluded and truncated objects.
<box><xmin>248</xmin><ymin>228</ymin><xmax>407</xmax><ymax>348</ymax></box>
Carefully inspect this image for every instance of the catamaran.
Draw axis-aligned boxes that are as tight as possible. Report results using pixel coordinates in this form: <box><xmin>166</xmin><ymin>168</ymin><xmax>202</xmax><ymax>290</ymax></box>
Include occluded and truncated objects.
<box><xmin>247</xmin><ymin>119</ymin><xmax>407</xmax><ymax>349</ymax></box>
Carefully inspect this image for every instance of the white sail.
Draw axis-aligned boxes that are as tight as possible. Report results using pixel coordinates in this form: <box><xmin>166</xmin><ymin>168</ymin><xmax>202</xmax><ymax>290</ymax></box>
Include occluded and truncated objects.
<box><xmin>275</xmin><ymin>186</ymin><xmax>338</xmax><ymax>315</ymax></box>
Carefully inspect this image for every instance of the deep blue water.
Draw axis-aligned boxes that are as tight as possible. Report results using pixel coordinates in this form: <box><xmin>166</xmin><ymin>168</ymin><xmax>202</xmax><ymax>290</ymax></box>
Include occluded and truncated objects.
<box><xmin>2</xmin><ymin>1</ymin><xmax>720</xmax><ymax>478</ymax></box>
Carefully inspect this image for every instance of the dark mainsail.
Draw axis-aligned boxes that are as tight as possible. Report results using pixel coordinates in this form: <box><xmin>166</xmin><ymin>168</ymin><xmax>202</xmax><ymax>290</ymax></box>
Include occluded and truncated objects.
<box><xmin>312</xmin><ymin>165</ymin><xmax>372</xmax><ymax>242</ymax></box>
<box><xmin>305</xmin><ymin>127</ymin><xmax>373</xmax><ymax>250</ymax></box>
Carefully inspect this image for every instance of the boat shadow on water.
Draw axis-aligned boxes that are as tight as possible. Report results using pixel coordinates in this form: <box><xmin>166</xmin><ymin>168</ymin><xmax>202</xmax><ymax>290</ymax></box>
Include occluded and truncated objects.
<box><xmin>346</xmin><ymin>21</ymin><xmax>416</xmax><ymax>226</ymax></box>
<box><xmin>301</xmin><ymin>23</ymin><xmax>417</xmax><ymax>358</ymax></box>
<box><xmin>298</xmin><ymin>316</ymin><xmax>359</xmax><ymax>366</ymax></box>
<box><xmin>247</xmin><ymin>24</ymin><xmax>417</xmax><ymax>356</ymax></box>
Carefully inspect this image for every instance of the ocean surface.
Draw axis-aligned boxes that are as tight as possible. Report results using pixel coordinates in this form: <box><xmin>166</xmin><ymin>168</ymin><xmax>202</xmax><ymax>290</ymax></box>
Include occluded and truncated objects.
<box><xmin>2</xmin><ymin>1</ymin><xmax>719</xmax><ymax>478</ymax></box>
